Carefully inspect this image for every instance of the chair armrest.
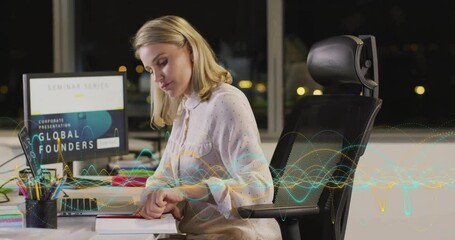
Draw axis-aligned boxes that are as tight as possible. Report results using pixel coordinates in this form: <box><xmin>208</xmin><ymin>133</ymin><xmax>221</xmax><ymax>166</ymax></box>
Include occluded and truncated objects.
<box><xmin>237</xmin><ymin>204</ymin><xmax>319</xmax><ymax>219</ymax></box>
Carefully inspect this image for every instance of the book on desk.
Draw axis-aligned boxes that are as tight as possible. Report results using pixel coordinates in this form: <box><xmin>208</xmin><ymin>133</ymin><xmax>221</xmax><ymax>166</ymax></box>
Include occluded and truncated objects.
<box><xmin>95</xmin><ymin>213</ymin><xmax>177</xmax><ymax>234</ymax></box>
<box><xmin>0</xmin><ymin>206</ymin><xmax>23</xmax><ymax>228</ymax></box>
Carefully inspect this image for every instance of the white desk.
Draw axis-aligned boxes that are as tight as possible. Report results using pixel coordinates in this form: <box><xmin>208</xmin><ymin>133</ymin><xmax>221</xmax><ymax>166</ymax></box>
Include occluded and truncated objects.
<box><xmin>0</xmin><ymin>131</ymin><xmax>169</xmax><ymax>239</ymax></box>
<box><xmin>0</xmin><ymin>182</ymin><xmax>162</xmax><ymax>240</ymax></box>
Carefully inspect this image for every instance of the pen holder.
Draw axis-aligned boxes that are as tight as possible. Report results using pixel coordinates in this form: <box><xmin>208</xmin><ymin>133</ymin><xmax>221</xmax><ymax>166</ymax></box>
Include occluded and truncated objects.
<box><xmin>25</xmin><ymin>199</ymin><xmax>57</xmax><ymax>229</ymax></box>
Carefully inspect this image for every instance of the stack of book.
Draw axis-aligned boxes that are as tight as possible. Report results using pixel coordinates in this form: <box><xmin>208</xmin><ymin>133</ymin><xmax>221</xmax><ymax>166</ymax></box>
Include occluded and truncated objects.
<box><xmin>0</xmin><ymin>206</ymin><xmax>23</xmax><ymax>228</ymax></box>
<box><xmin>107</xmin><ymin>155</ymin><xmax>160</xmax><ymax>173</ymax></box>
<box><xmin>111</xmin><ymin>169</ymin><xmax>155</xmax><ymax>187</ymax></box>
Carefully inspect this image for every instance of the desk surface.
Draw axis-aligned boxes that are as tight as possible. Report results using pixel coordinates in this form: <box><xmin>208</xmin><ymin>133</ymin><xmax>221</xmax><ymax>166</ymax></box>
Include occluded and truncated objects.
<box><xmin>0</xmin><ymin>180</ymin><xmax>163</xmax><ymax>240</ymax></box>
<box><xmin>0</xmin><ymin>135</ymin><xmax>164</xmax><ymax>239</ymax></box>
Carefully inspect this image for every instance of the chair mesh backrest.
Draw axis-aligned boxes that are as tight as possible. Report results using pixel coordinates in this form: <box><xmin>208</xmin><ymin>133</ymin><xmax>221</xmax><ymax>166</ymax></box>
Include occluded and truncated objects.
<box><xmin>272</xmin><ymin>95</ymin><xmax>381</xmax><ymax>207</ymax></box>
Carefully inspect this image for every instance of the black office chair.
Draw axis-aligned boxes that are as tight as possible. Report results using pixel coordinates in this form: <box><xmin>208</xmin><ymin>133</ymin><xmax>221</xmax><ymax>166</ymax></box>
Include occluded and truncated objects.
<box><xmin>237</xmin><ymin>35</ymin><xmax>382</xmax><ymax>240</ymax></box>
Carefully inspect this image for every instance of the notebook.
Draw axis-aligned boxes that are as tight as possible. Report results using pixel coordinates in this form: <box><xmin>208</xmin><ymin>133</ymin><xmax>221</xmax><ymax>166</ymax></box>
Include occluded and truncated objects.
<box><xmin>0</xmin><ymin>206</ymin><xmax>23</xmax><ymax>228</ymax></box>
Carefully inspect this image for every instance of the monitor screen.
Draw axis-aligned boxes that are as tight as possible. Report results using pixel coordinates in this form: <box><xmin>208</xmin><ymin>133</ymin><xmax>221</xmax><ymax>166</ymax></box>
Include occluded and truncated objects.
<box><xmin>22</xmin><ymin>71</ymin><xmax>129</xmax><ymax>165</ymax></box>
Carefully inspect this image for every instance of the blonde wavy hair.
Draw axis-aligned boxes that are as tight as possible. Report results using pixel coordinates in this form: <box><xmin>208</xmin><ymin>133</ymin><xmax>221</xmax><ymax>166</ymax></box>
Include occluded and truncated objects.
<box><xmin>131</xmin><ymin>15</ymin><xmax>232</xmax><ymax>129</ymax></box>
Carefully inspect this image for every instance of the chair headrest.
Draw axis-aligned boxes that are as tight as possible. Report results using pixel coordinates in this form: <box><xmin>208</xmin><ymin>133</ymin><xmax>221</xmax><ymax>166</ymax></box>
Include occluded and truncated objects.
<box><xmin>307</xmin><ymin>35</ymin><xmax>379</xmax><ymax>98</ymax></box>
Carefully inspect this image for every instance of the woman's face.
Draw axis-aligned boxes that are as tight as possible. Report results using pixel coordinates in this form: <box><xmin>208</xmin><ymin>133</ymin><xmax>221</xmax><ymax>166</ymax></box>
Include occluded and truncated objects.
<box><xmin>139</xmin><ymin>43</ymin><xmax>193</xmax><ymax>98</ymax></box>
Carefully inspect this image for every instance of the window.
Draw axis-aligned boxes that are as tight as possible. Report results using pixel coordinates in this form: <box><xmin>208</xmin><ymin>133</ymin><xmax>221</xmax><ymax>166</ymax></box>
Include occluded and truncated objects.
<box><xmin>283</xmin><ymin>0</ymin><xmax>455</xmax><ymax>130</ymax></box>
<box><xmin>5</xmin><ymin>0</ymin><xmax>453</xmax><ymax>137</ymax></box>
<box><xmin>74</xmin><ymin>0</ymin><xmax>268</xmax><ymax>131</ymax></box>
<box><xmin>0</xmin><ymin>0</ymin><xmax>53</xmax><ymax>128</ymax></box>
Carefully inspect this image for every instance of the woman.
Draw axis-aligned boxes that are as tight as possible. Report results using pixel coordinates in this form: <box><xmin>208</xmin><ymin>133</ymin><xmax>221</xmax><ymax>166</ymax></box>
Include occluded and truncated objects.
<box><xmin>132</xmin><ymin>15</ymin><xmax>281</xmax><ymax>239</ymax></box>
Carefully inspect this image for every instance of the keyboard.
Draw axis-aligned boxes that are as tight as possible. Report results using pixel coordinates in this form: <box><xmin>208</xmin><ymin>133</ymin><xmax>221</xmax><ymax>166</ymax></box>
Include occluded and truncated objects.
<box><xmin>60</xmin><ymin>198</ymin><xmax>98</xmax><ymax>213</ymax></box>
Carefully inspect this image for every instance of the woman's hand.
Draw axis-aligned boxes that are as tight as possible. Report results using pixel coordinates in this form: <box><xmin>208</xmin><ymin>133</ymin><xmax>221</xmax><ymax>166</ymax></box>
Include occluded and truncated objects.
<box><xmin>135</xmin><ymin>183</ymin><xmax>211</xmax><ymax>220</ymax></box>
<box><xmin>136</xmin><ymin>188</ymin><xmax>185</xmax><ymax>220</ymax></box>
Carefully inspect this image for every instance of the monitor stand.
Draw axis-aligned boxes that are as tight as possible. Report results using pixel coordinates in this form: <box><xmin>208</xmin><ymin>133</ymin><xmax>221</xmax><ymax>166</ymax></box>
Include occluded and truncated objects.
<box><xmin>62</xmin><ymin>162</ymin><xmax>110</xmax><ymax>189</ymax></box>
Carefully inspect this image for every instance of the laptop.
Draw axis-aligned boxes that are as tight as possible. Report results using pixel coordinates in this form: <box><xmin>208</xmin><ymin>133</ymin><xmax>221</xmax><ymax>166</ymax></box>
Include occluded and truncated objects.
<box><xmin>58</xmin><ymin>196</ymin><xmax>140</xmax><ymax>216</ymax></box>
<box><xmin>18</xmin><ymin>126</ymin><xmax>141</xmax><ymax>216</ymax></box>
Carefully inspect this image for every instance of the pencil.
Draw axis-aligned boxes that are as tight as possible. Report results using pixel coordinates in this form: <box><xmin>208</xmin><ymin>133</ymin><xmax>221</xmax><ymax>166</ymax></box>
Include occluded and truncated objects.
<box><xmin>29</xmin><ymin>181</ymin><xmax>34</xmax><ymax>200</ymax></box>
<box><xmin>35</xmin><ymin>180</ymin><xmax>41</xmax><ymax>200</ymax></box>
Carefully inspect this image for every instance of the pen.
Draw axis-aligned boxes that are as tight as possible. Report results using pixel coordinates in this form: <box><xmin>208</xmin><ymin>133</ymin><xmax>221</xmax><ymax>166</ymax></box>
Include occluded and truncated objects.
<box><xmin>39</xmin><ymin>177</ymin><xmax>47</xmax><ymax>199</ymax></box>
<box><xmin>16</xmin><ymin>177</ymin><xmax>27</xmax><ymax>192</ymax></box>
<box><xmin>16</xmin><ymin>181</ymin><xmax>28</xmax><ymax>198</ymax></box>
<box><xmin>51</xmin><ymin>174</ymin><xmax>67</xmax><ymax>200</ymax></box>
<box><xmin>44</xmin><ymin>179</ymin><xmax>57</xmax><ymax>200</ymax></box>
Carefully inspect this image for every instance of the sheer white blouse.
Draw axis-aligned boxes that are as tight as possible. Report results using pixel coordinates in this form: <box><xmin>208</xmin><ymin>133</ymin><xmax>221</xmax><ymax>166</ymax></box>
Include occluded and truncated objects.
<box><xmin>141</xmin><ymin>83</ymin><xmax>281</xmax><ymax>239</ymax></box>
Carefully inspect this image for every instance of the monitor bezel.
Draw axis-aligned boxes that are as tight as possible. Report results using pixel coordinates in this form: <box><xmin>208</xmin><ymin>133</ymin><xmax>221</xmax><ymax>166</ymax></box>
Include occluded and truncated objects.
<box><xmin>22</xmin><ymin>71</ymin><xmax>129</xmax><ymax>164</ymax></box>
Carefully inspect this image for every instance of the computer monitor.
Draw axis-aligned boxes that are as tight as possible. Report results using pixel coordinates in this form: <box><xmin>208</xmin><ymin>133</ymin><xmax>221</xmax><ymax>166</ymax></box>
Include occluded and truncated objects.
<box><xmin>22</xmin><ymin>71</ymin><xmax>129</xmax><ymax>186</ymax></box>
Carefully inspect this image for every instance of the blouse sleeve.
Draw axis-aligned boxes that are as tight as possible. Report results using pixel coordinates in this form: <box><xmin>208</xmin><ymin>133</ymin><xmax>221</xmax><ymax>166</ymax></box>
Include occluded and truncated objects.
<box><xmin>140</xmin><ymin>141</ymin><xmax>178</xmax><ymax>205</ymax></box>
<box><xmin>203</xmin><ymin>91</ymin><xmax>274</xmax><ymax>219</ymax></box>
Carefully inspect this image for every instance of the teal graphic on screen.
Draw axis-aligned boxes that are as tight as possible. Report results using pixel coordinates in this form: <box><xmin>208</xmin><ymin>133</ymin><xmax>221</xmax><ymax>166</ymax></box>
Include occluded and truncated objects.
<box><xmin>29</xmin><ymin>109</ymin><xmax>125</xmax><ymax>163</ymax></box>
